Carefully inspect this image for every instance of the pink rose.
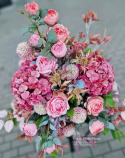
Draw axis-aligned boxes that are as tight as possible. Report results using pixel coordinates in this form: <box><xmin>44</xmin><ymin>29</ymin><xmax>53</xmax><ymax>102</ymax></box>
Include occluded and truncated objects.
<box><xmin>45</xmin><ymin>144</ymin><xmax>56</xmax><ymax>154</ymax></box>
<box><xmin>46</xmin><ymin>96</ymin><xmax>70</xmax><ymax>118</ymax></box>
<box><xmin>25</xmin><ymin>2</ymin><xmax>39</xmax><ymax>15</ymax></box>
<box><xmin>48</xmin><ymin>24</ymin><xmax>70</xmax><ymax>42</ymax></box>
<box><xmin>89</xmin><ymin>120</ymin><xmax>104</xmax><ymax>135</ymax></box>
<box><xmin>51</xmin><ymin>42</ymin><xmax>67</xmax><ymax>58</ymax></box>
<box><xmin>44</xmin><ymin>10</ymin><xmax>58</xmax><ymax>25</ymax></box>
<box><xmin>22</xmin><ymin>123</ymin><xmax>37</xmax><ymax>136</ymax></box>
<box><xmin>29</xmin><ymin>33</ymin><xmax>40</xmax><ymax>46</ymax></box>
<box><xmin>36</xmin><ymin>56</ymin><xmax>58</xmax><ymax>75</ymax></box>
<box><xmin>87</xmin><ymin>97</ymin><xmax>103</xmax><ymax>116</ymax></box>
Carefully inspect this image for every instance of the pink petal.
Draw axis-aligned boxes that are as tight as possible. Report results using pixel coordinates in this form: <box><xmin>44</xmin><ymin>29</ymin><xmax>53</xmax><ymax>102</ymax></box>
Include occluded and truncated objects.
<box><xmin>21</xmin><ymin>91</ymin><xmax>29</xmax><ymax>100</ymax></box>
<box><xmin>0</xmin><ymin>120</ymin><xmax>4</xmax><ymax>130</ymax></box>
<box><xmin>31</xmin><ymin>71</ymin><xmax>40</xmax><ymax>78</ymax></box>
<box><xmin>4</xmin><ymin>120</ymin><xmax>14</xmax><ymax>133</ymax></box>
<box><xmin>0</xmin><ymin>110</ymin><xmax>8</xmax><ymax>118</ymax></box>
<box><xmin>121</xmin><ymin>111</ymin><xmax>125</xmax><ymax>120</ymax></box>
<box><xmin>28</xmin><ymin>77</ymin><xmax>38</xmax><ymax>84</ymax></box>
<box><xmin>19</xmin><ymin>84</ymin><xmax>28</xmax><ymax>92</ymax></box>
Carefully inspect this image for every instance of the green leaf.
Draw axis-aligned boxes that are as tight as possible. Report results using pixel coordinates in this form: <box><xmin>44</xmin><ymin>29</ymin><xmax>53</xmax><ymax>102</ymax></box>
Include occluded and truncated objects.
<box><xmin>103</xmin><ymin>99</ymin><xmax>107</xmax><ymax>109</ymax></box>
<box><xmin>47</xmin><ymin>140</ymin><xmax>54</xmax><ymax>148</ymax></box>
<box><xmin>57</xmin><ymin>19</ymin><xmax>61</xmax><ymax>24</ymax></box>
<box><xmin>37</xmin><ymin>38</ymin><xmax>43</xmax><ymax>47</ymax></box>
<box><xmin>111</xmin><ymin>130</ymin><xmax>116</xmax><ymax>139</ymax></box>
<box><xmin>89</xmin><ymin>119</ymin><xmax>94</xmax><ymax>126</ymax></box>
<box><xmin>29</xmin><ymin>23</ymin><xmax>37</xmax><ymax>28</ymax></box>
<box><xmin>70</xmin><ymin>59</ymin><xmax>76</xmax><ymax>63</ymax></box>
<box><xmin>53</xmin><ymin>138</ymin><xmax>62</xmax><ymax>146</ymax></box>
<box><xmin>36</xmin><ymin>136</ymin><xmax>42</xmax><ymax>152</ymax></box>
<box><xmin>50</xmin><ymin>150</ymin><xmax>58</xmax><ymax>157</ymax></box>
<box><xmin>41</xmin><ymin>9</ymin><xmax>48</xmax><ymax>18</ymax></box>
<box><xmin>106</xmin><ymin>122</ymin><xmax>115</xmax><ymax>130</ymax></box>
<box><xmin>28</xmin><ymin>120</ymin><xmax>34</xmax><ymax>124</ymax></box>
<box><xmin>47</xmin><ymin>53</ymin><xmax>53</xmax><ymax>61</ymax></box>
<box><xmin>84</xmin><ymin>48</ymin><xmax>92</xmax><ymax>54</ymax></box>
<box><xmin>42</xmin><ymin>141</ymin><xmax>48</xmax><ymax>150</ymax></box>
<box><xmin>102</xmin><ymin>127</ymin><xmax>108</xmax><ymax>135</ymax></box>
<box><xmin>103</xmin><ymin>93</ymin><xmax>114</xmax><ymax>99</ymax></box>
<box><xmin>119</xmin><ymin>131</ymin><xmax>125</xmax><ymax>139</ymax></box>
<box><xmin>47</xmin><ymin>29</ymin><xmax>57</xmax><ymax>43</ymax></box>
<box><xmin>30</xmin><ymin>11</ymin><xmax>39</xmax><ymax>20</ymax></box>
<box><xmin>66</xmin><ymin>108</ymin><xmax>74</xmax><ymax>117</ymax></box>
<box><xmin>36</xmin><ymin>117</ymin><xmax>43</xmax><ymax>128</ymax></box>
<box><xmin>106</xmin><ymin>98</ymin><xmax>116</xmax><ymax>107</ymax></box>
<box><xmin>19</xmin><ymin>27</ymin><xmax>29</xmax><ymax>35</ymax></box>
<box><xmin>38</xmin><ymin>19</ymin><xmax>45</xmax><ymax>25</ymax></box>
<box><xmin>98</xmin><ymin>116</ymin><xmax>106</xmax><ymax>123</ymax></box>
<box><xmin>67</xmin><ymin>41</ymin><xmax>73</xmax><ymax>46</ymax></box>
<box><xmin>110</xmin><ymin>115</ymin><xmax>117</xmax><ymax>121</ymax></box>
<box><xmin>116</xmin><ymin>132</ymin><xmax>121</xmax><ymax>143</ymax></box>
<box><xmin>13</xmin><ymin>118</ymin><xmax>18</xmax><ymax>126</ymax></box>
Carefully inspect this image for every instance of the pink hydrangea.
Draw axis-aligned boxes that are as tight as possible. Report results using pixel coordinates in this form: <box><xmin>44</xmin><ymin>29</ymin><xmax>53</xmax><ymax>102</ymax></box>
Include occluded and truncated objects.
<box><xmin>80</xmin><ymin>55</ymin><xmax>115</xmax><ymax>96</ymax></box>
<box><xmin>47</xmin><ymin>24</ymin><xmax>70</xmax><ymax>42</ymax></box>
<box><xmin>11</xmin><ymin>66</ymin><xmax>52</xmax><ymax>110</ymax></box>
<box><xmin>71</xmin><ymin>107</ymin><xmax>87</xmax><ymax>124</ymax></box>
<box><xmin>62</xmin><ymin>125</ymin><xmax>75</xmax><ymax>137</ymax></box>
<box><xmin>36</xmin><ymin>56</ymin><xmax>58</xmax><ymax>75</ymax></box>
<box><xmin>29</xmin><ymin>33</ymin><xmax>40</xmax><ymax>46</ymax></box>
<box><xmin>16</xmin><ymin>42</ymin><xmax>34</xmax><ymax>60</ymax></box>
<box><xmin>44</xmin><ymin>9</ymin><xmax>58</xmax><ymax>25</ymax></box>
<box><xmin>25</xmin><ymin>2</ymin><xmax>39</xmax><ymax>15</ymax></box>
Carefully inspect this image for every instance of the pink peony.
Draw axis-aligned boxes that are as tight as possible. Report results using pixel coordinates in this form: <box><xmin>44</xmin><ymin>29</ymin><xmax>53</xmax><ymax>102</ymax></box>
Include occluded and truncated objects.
<box><xmin>62</xmin><ymin>125</ymin><xmax>75</xmax><ymax>137</ymax></box>
<box><xmin>16</xmin><ymin>42</ymin><xmax>34</xmax><ymax>60</ymax></box>
<box><xmin>45</xmin><ymin>144</ymin><xmax>56</xmax><ymax>154</ymax></box>
<box><xmin>71</xmin><ymin>107</ymin><xmax>87</xmax><ymax>124</ymax></box>
<box><xmin>11</xmin><ymin>66</ymin><xmax>52</xmax><ymax>110</ymax></box>
<box><xmin>46</xmin><ymin>96</ymin><xmax>69</xmax><ymax>118</ymax></box>
<box><xmin>89</xmin><ymin>120</ymin><xmax>104</xmax><ymax>135</ymax></box>
<box><xmin>44</xmin><ymin>9</ymin><xmax>58</xmax><ymax>25</ymax></box>
<box><xmin>36</xmin><ymin>56</ymin><xmax>58</xmax><ymax>75</ymax></box>
<box><xmin>87</xmin><ymin>97</ymin><xmax>103</xmax><ymax>116</ymax></box>
<box><xmin>51</xmin><ymin>42</ymin><xmax>67</xmax><ymax>58</ymax></box>
<box><xmin>29</xmin><ymin>33</ymin><xmax>40</xmax><ymax>46</ymax></box>
<box><xmin>22</xmin><ymin>123</ymin><xmax>37</xmax><ymax>136</ymax></box>
<box><xmin>80</xmin><ymin>55</ymin><xmax>115</xmax><ymax>96</ymax></box>
<box><xmin>48</xmin><ymin>24</ymin><xmax>70</xmax><ymax>42</ymax></box>
<box><xmin>25</xmin><ymin>2</ymin><xmax>39</xmax><ymax>15</ymax></box>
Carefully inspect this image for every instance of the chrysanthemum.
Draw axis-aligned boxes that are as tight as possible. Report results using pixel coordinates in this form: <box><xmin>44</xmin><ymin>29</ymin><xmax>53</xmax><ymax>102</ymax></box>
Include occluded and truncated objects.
<box><xmin>61</xmin><ymin>64</ymin><xmax>79</xmax><ymax>80</ymax></box>
<box><xmin>71</xmin><ymin>107</ymin><xmax>87</xmax><ymax>124</ymax></box>
<box><xmin>16</xmin><ymin>42</ymin><xmax>34</xmax><ymax>60</ymax></box>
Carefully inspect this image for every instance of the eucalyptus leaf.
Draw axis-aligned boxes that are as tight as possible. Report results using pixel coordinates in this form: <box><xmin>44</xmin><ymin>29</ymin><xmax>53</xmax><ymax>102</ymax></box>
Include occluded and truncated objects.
<box><xmin>42</xmin><ymin>141</ymin><xmax>48</xmax><ymax>150</ymax></box>
<box><xmin>52</xmin><ymin>131</ymin><xmax>58</xmax><ymax>137</ymax></box>
<box><xmin>50</xmin><ymin>123</ymin><xmax>56</xmax><ymax>130</ymax></box>
<box><xmin>36</xmin><ymin>136</ymin><xmax>42</xmax><ymax>152</ymax></box>
<box><xmin>47</xmin><ymin>53</ymin><xmax>53</xmax><ymax>60</ymax></box>
<box><xmin>106</xmin><ymin>122</ymin><xmax>115</xmax><ymax>130</ymax></box>
<box><xmin>89</xmin><ymin>119</ymin><xmax>94</xmax><ymax>126</ymax></box>
<box><xmin>41</xmin><ymin>9</ymin><xmax>48</xmax><ymax>18</ymax></box>
<box><xmin>53</xmin><ymin>138</ymin><xmax>62</xmax><ymax>146</ymax></box>
<box><xmin>38</xmin><ymin>19</ymin><xmax>45</xmax><ymax>25</ymax></box>
<box><xmin>47</xmin><ymin>29</ymin><xmax>57</xmax><ymax>43</ymax></box>
<box><xmin>47</xmin><ymin>140</ymin><xmax>54</xmax><ymax>148</ymax></box>
<box><xmin>98</xmin><ymin>116</ymin><xmax>106</xmax><ymax>123</ymax></box>
<box><xmin>19</xmin><ymin>27</ymin><xmax>29</xmax><ymax>35</ymax></box>
<box><xmin>30</xmin><ymin>11</ymin><xmax>39</xmax><ymax>20</ymax></box>
<box><xmin>110</xmin><ymin>115</ymin><xmax>117</xmax><ymax>121</ymax></box>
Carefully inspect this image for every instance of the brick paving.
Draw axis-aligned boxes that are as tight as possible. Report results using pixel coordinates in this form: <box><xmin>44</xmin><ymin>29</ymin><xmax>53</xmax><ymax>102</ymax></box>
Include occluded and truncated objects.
<box><xmin>0</xmin><ymin>0</ymin><xmax>125</xmax><ymax>158</ymax></box>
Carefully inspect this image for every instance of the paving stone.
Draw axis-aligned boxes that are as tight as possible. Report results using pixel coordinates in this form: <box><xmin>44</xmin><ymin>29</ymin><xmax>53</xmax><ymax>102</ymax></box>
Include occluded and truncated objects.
<box><xmin>0</xmin><ymin>142</ymin><xmax>10</xmax><ymax>152</ymax></box>
<box><xmin>3</xmin><ymin>149</ymin><xmax>18</xmax><ymax>158</ymax></box>
<box><xmin>19</xmin><ymin>144</ymin><xmax>35</xmax><ymax>155</ymax></box>
<box><xmin>104</xmin><ymin>151</ymin><xmax>125</xmax><ymax>158</ymax></box>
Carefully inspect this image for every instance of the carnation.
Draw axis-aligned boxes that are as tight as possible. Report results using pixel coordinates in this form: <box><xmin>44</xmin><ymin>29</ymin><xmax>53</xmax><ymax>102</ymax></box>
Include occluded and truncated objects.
<box><xmin>16</xmin><ymin>42</ymin><xmax>34</xmax><ymax>60</ymax></box>
<box><xmin>80</xmin><ymin>55</ymin><xmax>115</xmax><ymax>96</ymax></box>
<box><xmin>71</xmin><ymin>107</ymin><xmax>87</xmax><ymax>124</ymax></box>
<box><xmin>62</xmin><ymin>125</ymin><xmax>75</xmax><ymax>137</ymax></box>
<box><xmin>11</xmin><ymin>66</ymin><xmax>51</xmax><ymax>110</ymax></box>
<box><xmin>34</xmin><ymin>102</ymin><xmax>47</xmax><ymax>115</ymax></box>
<box><xmin>61</xmin><ymin>64</ymin><xmax>79</xmax><ymax>80</ymax></box>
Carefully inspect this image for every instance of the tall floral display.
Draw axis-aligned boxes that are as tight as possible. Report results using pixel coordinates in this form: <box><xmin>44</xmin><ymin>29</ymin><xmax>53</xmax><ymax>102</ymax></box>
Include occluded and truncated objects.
<box><xmin>0</xmin><ymin>2</ymin><xmax>125</xmax><ymax>158</ymax></box>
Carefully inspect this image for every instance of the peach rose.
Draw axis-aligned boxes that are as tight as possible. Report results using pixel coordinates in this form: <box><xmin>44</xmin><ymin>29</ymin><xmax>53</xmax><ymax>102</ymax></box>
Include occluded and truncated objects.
<box><xmin>25</xmin><ymin>2</ymin><xmax>39</xmax><ymax>15</ymax></box>
<box><xmin>22</xmin><ymin>123</ymin><xmax>37</xmax><ymax>136</ymax></box>
<box><xmin>87</xmin><ymin>97</ymin><xmax>103</xmax><ymax>116</ymax></box>
<box><xmin>51</xmin><ymin>42</ymin><xmax>67</xmax><ymax>58</ymax></box>
<box><xmin>29</xmin><ymin>33</ymin><xmax>40</xmax><ymax>46</ymax></box>
<box><xmin>46</xmin><ymin>96</ymin><xmax>70</xmax><ymax>118</ymax></box>
<box><xmin>45</xmin><ymin>144</ymin><xmax>56</xmax><ymax>154</ymax></box>
<box><xmin>48</xmin><ymin>24</ymin><xmax>70</xmax><ymax>42</ymax></box>
<box><xmin>36</xmin><ymin>56</ymin><xmax>58</xmax><ymax>75</ymax></box>
<box><xmin>44</xmin><ymin>10</ymin><xmax>58</xmax><ymax>25</ymax></box>
<box><xmin>89</xmin><ymin>120</ymin><xmax>104</xmax><ymax>135</ymax></box>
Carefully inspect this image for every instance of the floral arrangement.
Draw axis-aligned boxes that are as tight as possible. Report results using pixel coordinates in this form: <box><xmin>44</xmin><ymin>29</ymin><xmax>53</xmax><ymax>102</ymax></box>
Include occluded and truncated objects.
<box><xmin>1</xmin><ymin>2</ymin><xmax>125</xmax><ymax>158</ymax></box>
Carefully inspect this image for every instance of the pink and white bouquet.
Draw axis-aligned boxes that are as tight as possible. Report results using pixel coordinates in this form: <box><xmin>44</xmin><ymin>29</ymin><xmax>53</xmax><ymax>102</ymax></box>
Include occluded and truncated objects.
<box><xmin>1</xmin><ymin>2</ymin><xmax>125</xmax><ymax>158</ymax></box>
